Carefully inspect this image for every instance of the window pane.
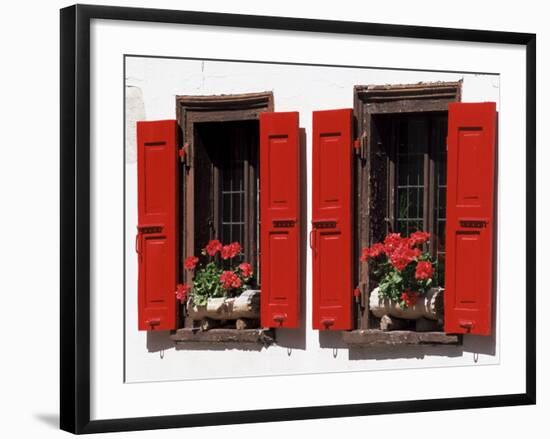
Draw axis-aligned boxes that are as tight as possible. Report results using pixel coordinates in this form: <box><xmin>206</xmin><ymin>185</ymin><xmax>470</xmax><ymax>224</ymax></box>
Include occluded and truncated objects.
<box><xmin>220</xmin><ymin>127</ymin><xmax>245</xmax><ymax>266</ymax></box>
<box><xmin>396</xmin><ymin>116</ymin><xmax>427</xmax><ymax>235</ymax></box>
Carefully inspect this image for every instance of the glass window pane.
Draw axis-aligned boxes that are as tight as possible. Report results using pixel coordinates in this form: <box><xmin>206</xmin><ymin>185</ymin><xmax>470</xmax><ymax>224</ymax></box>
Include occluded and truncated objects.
<box><xmin>395</xmin><ymin>116</ymin><xmax>426</xmax><ymax>234</ymax></box>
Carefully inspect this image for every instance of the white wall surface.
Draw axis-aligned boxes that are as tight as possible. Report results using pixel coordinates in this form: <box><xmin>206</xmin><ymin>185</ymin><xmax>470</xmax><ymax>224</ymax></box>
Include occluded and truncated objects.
<box><xmin>124</xmin><ymin>57</ymin><xmax>500</xmax><ymax>383</ymax></box>
<box><xmin>0</xmin><ymin>1</ymin><xmax>546</xmax><ymax>439</ymax></box>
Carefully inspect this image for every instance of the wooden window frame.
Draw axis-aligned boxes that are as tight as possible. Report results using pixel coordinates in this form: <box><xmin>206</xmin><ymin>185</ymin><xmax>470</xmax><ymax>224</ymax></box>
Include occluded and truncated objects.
<box><xmin>353</xmin><ymin>81</ymin><xmax>462</xmax><ymax>330</ymax></box>
<box><xmin>175</xmin><ymin>92</ymin><xmax>274</xmax><ymax>327</ymax></box>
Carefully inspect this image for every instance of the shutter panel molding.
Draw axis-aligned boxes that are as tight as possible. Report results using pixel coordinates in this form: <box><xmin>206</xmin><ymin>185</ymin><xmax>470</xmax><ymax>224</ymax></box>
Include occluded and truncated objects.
<box><xmin>137</xmin><ymin>120</ymin><xmax>179</xmax><ymax>331</ymax></box>
<box><xmin>444</xmin><ymin>102</ymin><xmax>497</xmax><ymax>336</ymax></box>
<box><xmin>260</xmin><ymin>111</ymin><xmax>301</xmax><ymax>328</ymax></box>
<box><xmin>312</xmin><ymin>109</ymin><xmax>354</xmax><ymax>330</ymax></box>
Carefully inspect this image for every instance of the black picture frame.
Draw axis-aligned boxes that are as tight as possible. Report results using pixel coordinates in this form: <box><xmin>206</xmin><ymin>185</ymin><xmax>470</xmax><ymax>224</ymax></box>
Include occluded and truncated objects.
<box><xmin>60</xmin><ymin>4</ymin><xmax>536</xmax><ymax>434</ymax></box>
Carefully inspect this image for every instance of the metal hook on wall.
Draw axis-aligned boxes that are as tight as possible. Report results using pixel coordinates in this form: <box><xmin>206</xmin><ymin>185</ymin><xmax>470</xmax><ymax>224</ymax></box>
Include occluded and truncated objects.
<box><xmin>287</xmin><ymin>348</ymin><xmax>292</xmax><ymax>357</ymax></box>
<box><xmin>333</xmin><ymin>348</ymin><xmax>338</xmax><ymax>358</ymax></box>
<box><xmin>160</xmin><ymin>349</ymin><xmax>165</xmax><ymax>360</ymax></box>
<box><xmin>473</xmin><ymin>352</ymin><xmax>479</xmax><ymax>363</ymax></box>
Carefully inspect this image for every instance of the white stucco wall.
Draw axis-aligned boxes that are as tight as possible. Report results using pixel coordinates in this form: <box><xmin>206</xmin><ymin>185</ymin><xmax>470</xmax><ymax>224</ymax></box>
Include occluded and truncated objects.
<box><xmin>124</xmin><ymin>56</ymin><xmax>500</xmax><ymax>383</ymax></box>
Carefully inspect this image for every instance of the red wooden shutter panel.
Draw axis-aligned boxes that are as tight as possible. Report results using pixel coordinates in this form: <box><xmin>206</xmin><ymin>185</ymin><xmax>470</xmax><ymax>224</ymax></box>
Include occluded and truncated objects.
<box><xmin>137</xmin><ymin>120</ymin><xmax>179</xmax><ymax>331</ymax></box>
<box><xmin>260</xmin><ymin>112</ymin><xmax>301</xmax><ymax>328</ymax></box>
<box><xmin>444</xmin><ymin>102</ymin><xmax>497</xmax><ymax>336</ymax></box>
<box><xmin>312</xmin><ymin>109</ymin><xmax>354</xmax><ymax>330</ymax></box>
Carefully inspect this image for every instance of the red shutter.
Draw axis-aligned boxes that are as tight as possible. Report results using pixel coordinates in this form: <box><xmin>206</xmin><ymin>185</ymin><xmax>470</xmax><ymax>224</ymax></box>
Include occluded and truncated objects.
<box><xmin>444</xmin><ymin>102</ymin><xmax>497</xmax><ymax>335</ymax></box>
<box><xmin>260</xmin><ymin>112</ymin><xmax>301</xmax><ymax>328</ymax></box>
<box><xmin>136</xmin><ymin>120</ymin><xmax>179</xmax><ymax>331</ymax></box>
<box><xmin>312</xmin><ymin>109</ymin><xmax>354</xmax><ymax>330</ymax></box>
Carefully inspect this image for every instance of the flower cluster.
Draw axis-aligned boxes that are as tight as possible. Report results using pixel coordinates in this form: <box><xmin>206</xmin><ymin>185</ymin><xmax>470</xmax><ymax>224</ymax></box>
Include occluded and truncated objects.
<box><xmin>220</xmin><ymin>270</ymin><xmax>242</xmax><ymax>290</ymax></box>
<box><xmin>360</xmin><ymin>231</ymin><xmax>436</xmax><ymax>307</ymax></box>
<box><xmin>415</xmin><ymin>260</ymin><xmax>434</xmax><ymax>280</ymax></box>
<box><xmin>238</xmin><ymin>262</ymin><xmax>253</xmax><ymax>278</ymax></box>
<box><xmin>204</xmin><ymin>239</ymin><xmax>222</xmax><ymax>256</ymax></box>
<box><xmin>177</xmin><ymin>240</ymin><xmax>254</xmax><ymax>306</ymax></box>
<box><xmin>221</xmin><ymin>242</ymin><xmax>241</xmax><ymax>260</ymax></box>
<box><xmin>360</xmin><ymin>231</ymin><xmax>430</xmax><ymax>273</ymax></box>
<box><xmin>184</xmin><ymin>256</ymin><xmax>199</xmax><ymax>270</ymax></box>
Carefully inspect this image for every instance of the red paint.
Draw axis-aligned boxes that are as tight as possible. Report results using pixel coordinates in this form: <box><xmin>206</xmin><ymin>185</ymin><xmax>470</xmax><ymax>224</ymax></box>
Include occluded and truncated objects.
<box><xmin>137</xmin><ymin>120</ymin><xmax>179</xmax><ymax>331</ymax></box>
<box><xmin>444</xmin><ymin>102</ymin><xmax>497</xmax><ymax>336</ymax></box>
<box><xmin>311</xmin><ymin>109</ymin><xmax>354</xmax><ymax>330</ymax></box>
<box><xmin>260</xmin><ymin>112</ymin><xmax>301</xmax><ymax>328</ymax></box>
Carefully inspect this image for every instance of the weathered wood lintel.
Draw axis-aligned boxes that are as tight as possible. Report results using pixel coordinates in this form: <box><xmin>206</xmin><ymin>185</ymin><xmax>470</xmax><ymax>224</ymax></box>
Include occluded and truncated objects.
<box><xmin>170</xmin><ymin>328</ymin><xmax>275</xmax><ymax>347</ymax></box>
<box><xmin>342</xmin><ymin>330</ymin><xmax>461</xmax><ymax>346</ymax></box>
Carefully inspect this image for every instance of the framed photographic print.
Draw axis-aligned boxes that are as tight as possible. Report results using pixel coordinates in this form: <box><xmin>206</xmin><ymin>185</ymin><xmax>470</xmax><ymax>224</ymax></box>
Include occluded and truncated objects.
<box><xmin>60</xmin><ymin>4</ymin><xmax>536</xmax><ymax>434</ymax></box>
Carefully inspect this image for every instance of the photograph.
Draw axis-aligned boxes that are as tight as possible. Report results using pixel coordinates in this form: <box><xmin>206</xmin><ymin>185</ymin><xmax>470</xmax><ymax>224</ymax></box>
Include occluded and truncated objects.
<box><xmin>125</xmin><ymin>55</ymin><xmax>500</xmax><ymax>383</ymax></box>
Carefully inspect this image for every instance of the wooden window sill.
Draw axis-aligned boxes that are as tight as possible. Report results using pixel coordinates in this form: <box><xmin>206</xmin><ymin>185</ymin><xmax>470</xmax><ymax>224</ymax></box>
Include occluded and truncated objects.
<box><xmin>170</xmin><ymin>328</ymin><xmax>275</xmax><ymax>347</ymax></box>
<box><xmin>341</xmin><ymin>329</ymin><xmax>462</xmax><ymax>346</ymax></box>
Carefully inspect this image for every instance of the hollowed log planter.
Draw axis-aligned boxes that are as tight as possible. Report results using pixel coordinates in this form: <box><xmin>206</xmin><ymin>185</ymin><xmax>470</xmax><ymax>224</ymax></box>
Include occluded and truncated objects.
<box><xmin>187</xmin><ymin>289</ymin><xmax>260</xmax><ymax>330</ymax></box>
<box><xmin>369</xmin><ymin>287</ymin><xmax>444</xmax><ymax>321</ymax></box>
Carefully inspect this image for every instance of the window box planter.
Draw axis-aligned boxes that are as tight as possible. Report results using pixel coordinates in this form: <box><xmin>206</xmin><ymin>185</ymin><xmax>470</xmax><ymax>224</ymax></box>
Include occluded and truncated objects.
<box><xmin>186</xmin><ymin>289</ymin><xmax>261</xmax><ymax>330</ymax></box>
<box><xmin>171</xmin><ymin>290</ymin><xmax>275</xmax><ymax>347</ymax></box>
<box><xmin>342</xmin><ymin>287</ymin><xmax>460</xmax><ymax>346</ymax></box>
<box><xmin>369</xmin><ymin>286</ymin><xmax>444</xmax><ymax>322</ymax></box>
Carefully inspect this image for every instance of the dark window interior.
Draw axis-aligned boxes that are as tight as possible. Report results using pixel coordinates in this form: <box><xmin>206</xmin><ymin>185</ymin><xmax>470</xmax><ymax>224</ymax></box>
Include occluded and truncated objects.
<box><xmin>193</xmin><ymin>120</ymin><xmax>260</xmax><ymax>285</ymax></box>
<box><xmin>376</xmin><ymin>112</ymin><xmax>448</xmax><ymax>286</ymax></box>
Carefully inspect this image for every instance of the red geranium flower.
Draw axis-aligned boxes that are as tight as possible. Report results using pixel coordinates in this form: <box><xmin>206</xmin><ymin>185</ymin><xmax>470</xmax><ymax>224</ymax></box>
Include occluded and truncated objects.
<box><xmin>232</xmin><ymin>276</ymin><xmax>242</xmax><ymax>289</ymax></box>
<box><xmin>369</xmin><ymin>243</ymin><xmax>386</xmax><ymax>258</ymax></box>
<box><xmin>220</xmin><ymin>271</ymin><xmax>242</xmax><ymax>290</ymax></box>
<box><xmin>221</xmin><ymin>242</ymin><xmax>242</xmax><ymax>260</ymax></box>
<box><xmin>204</xmin><ymin>239</ymin><xmax>222</xmax><ymax>256</ymax></box>
<box><xmin>229</xmin><ymin>242</ymin><xmax>241</xmax><ymax>256</ymax></box>
<box><xmin>400</xmin><ymin>290</ymin><xmax>419</xmax><ymax>307</ymax></box>
<box><xmin>384</xmin><ymin>233</ymin><xmax>404</xmax><ymax>256</ymax></box>
<box><xmin>389</xmin><ymin>242</ymin><xmax>421</xmax><ymax>271</ymax></box>
<box><xmin>415</xmin><ymin>260</ymin><xmax>434</xmax><ymax>280</ymax></box>
<box><xmin>220</xmin><ymin>245</ymin><xmax>232</xmax><ymax>260</ymax></box>
<box><xmin>360</xmin><ymin>243</ymin><xmax>386</xmax><ymax>262</ymax></box>
<box><xmin>184</xmin><ymin>255</ymin><xmax>199</xmax><ymax>270</ymax></box>
<box><xmin>410</xmin><ymin>231</ymin><xmax>430</xmax><ymax>247</ymax></box>
<box><xmin>239</xmin><ymin>262</ymin><xmax>253</xmax><ymax>278</ymax></box>
<box><xmin>175</xmin><ymin>283</ymin><xmax>190</xmax><ymax>302</ymax></box>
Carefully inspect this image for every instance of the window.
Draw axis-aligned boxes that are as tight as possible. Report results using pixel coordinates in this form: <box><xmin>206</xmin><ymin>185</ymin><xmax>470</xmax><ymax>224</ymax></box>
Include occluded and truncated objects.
<box><xmin>193</xmin><ymin>120</ymin><xmax>259</xmax><ymax>278</ymax></box>
<box><xmin>381</xmin><ymin>112</ymin><xmax>447</xmax><ymax>286</ymax></box>
<box><xmin>176</xmin><ymin>93</ymin><xmax>273</xmax><ymax>295</ymax></box>
<box><xmin>311</xmin><ymin>93</ymin><xmax>497</xmax><ymax>342</ymax></box>
<box><xmin>172</xmin><ymin>93</ymin><xmax>302</xmax><ymax>331</ymax></box>
<box><xmin>354</xmin><ymin>81</ymin><xmax>462</xmax><ymax>331</ymax></box>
